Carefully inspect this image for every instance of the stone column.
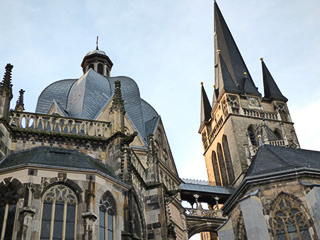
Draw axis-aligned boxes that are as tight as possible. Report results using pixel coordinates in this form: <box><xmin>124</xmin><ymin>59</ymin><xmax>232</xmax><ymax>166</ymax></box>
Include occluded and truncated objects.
<box><xmin>82</xmin><ymin>176</ymin><xmax>97</xmax><ymax>240</ymax></box>
<box><xmin>240</xmin><ymin>195</ymin><xmax>269</xmax><ymax>240</ymax></box>
<box><xmin>305</xmin><ymin>186</ymin><xmax>320</xmax><ymax>238</ymax></box>
<box><xmin>20</xmin><ymin>183</ymin><xmax>36</xmax><ymax>240</ymax></box>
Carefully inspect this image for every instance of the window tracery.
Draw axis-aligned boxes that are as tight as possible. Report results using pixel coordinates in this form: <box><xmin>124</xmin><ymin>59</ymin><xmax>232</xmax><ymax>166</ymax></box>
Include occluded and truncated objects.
<box><xmin>271</xmin><ymin>194</ymin><xmax>313</xmax><ymax>240</ymax></box>
<box><xmin>40</xmin><ymin>184</ymin><xmax>77</xmax><ymax>240</ymax></box>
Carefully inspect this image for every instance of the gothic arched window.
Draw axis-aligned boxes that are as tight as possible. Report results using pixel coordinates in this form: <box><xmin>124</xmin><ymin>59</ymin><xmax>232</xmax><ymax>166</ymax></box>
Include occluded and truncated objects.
<box><xmin>0</xmin><ymin>182</ymin><xmax>19</xmax><ymax>240</ymax></box>
<box><xmin>271</xmin><ymin>194</ymin><xmax>313</xmax><ymax>240</ymax></box>
<box><xmin>217</xmin><ymin>143</ymin><xmax>228</xmax><ymax>186</ymax></box>
<box><xmin>99</xmin><ymin>191</ymin><xmax>116</xmax><ymax>240</ymax></box>
<box><xmin>211</xmin><ymin>151</ymin><xmax>221</xmax><ymax>186</ymax></box>
<box><xmin>40</xmin><ymin>184</ymin><xmax>77</xmax><ymax>240</ymax></box>
<box><xmin>248</xmin><ymin>125</ymin><xmax>257</xmax><ymax>147</ymax></box>
<box><xmin>274</xmin><ymin>128</ymin><xmax>282</xmax><ymax>140</ymax></box>
<box><xmin>222</xmin><ymin>135</ymin><xmax>235</xmax><ymax>185</ymax></box>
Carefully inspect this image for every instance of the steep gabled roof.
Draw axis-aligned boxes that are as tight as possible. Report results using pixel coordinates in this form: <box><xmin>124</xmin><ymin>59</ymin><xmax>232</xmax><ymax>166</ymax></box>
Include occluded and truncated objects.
<box><xmin>261</xmin><ymin>59</ymin><xmax>288</xmax><ymax>102</ymax></box>
<box><xmin>213</xmin><ymin>2</ymin><xmax>260</xmax><ymax>100</ymax></box>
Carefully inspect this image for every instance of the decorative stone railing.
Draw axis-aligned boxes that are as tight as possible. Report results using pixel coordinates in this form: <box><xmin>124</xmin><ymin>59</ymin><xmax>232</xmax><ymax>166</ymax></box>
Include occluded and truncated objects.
<box><xmin>243</xmin><ymin>108</ymin><xmax>278</xmax><ymax>120</ymax></box>
<box><xmin>185</xmin><ymin>208</ymin><xmax>221</xmax><ymax>218</ymax></box>
<box><xmin>9</xmin><ymin>111</ymin><xmax>112</xmax><ymax>138</ymax></box>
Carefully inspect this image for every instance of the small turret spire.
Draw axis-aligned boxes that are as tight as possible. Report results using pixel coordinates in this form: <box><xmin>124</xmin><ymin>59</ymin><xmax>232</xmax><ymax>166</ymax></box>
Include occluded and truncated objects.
<box><xmin>112</xmin><ymin>80</ymin><xmax>125</xmax><ymax>113</ymax></box>
<box><xmin>0</xmin><ymin>64</ymin><xmax>14</xmax><ymax>121</ymax></box>
<box><xmin>15</xmin><ymin>89</ymin><xmax>25</xmax><ymax>111</ymax></box>
<box><xmin>199</xmin><ymin>82</ymin><xmax>212</xmax><ymax>133</ymax></box>
<box><xmin>2</xmin><ymin>64</ymin><xmax>13</xmax><ymax>91</ymax></box>
<box><xmin>261</xmin><ymin>58</ymin><xmax>287</xmax><ymax>102</ymax></box>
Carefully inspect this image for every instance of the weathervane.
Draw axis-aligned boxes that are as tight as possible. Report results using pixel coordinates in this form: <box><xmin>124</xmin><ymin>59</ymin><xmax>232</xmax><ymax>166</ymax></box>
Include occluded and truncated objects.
<box><xmin>96</xmin><ymin>36</ymin><xmax>99</xmax><ymax>50</ymax></box>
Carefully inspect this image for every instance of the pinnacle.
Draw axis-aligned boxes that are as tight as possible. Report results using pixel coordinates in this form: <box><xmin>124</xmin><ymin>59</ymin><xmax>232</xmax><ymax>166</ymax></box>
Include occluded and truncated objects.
<box><xmin>2</xmin><ymin>63</ymin><xmax>13</xmax><ymax>88</ymax></box>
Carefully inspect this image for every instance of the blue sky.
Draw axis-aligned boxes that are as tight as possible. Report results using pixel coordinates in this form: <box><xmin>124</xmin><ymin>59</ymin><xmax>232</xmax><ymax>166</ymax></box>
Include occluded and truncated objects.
<box><xmin>1</xmin><ymin>1</ymin><xmax>320</xmax><ymax>238</ymax></box>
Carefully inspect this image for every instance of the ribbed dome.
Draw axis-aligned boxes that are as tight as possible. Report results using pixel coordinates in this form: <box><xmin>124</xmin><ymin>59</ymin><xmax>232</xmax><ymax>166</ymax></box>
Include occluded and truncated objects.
<box><xmin>67</xmin><ymin>69</ymin><xmax>112</xmax><ymax>119</ymax></box>
<box><xmin>36</xmin><ymin>67</ymin><xmax>159</xmax><ymax>144</ymax></box>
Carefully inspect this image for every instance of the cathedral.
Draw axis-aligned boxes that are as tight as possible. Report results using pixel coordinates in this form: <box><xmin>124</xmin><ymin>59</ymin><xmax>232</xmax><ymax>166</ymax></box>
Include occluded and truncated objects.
<box><xmin>0</xmin><ymin>1</ymin><xmax>320</xmax><ymax>240</ymax></box>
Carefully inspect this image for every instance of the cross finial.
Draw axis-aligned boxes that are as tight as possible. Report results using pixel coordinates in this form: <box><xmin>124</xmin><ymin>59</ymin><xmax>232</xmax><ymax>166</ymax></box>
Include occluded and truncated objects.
<box><xmin>96</xmin><ymin>36</ymin><xmax>99</xmax><ymax>50</ymax></box>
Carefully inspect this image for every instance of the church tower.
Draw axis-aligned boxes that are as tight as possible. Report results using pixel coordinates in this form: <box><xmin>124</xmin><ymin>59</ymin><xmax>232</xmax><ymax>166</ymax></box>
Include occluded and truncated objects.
<box><xmin>199</xmin><ymin>2</ymin><xmax>299</xmax><ymax>187</ymax></box>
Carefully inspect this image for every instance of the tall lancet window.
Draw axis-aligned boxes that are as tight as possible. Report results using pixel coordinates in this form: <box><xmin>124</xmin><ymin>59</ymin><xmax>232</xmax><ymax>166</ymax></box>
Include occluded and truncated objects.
<box><xmin>0</xmin><ymin>182</ymin><xmax>19</xmax><ymax>240</ymax></box>
<box><xmin>99</xmin><ymin>191</ymin><xmax>116</xmax><ymax>240</ymax></box>
<box><xmin>248</xmin><ymin>125</ymin><xmax>257</xmax><ymax>147</ymax></box>
<box><xmin>222</xmin><ymin>135</ymin><xmax>235</xmax><ymax>185</ymax></box>
<box><xmin>211</xmin><ymin>151</ymin><xmax>221</xmax><ymax>186</ymax></box>
<box><xmin>40</xmin><ymin>184</ymin><xmax>77</xmax><ymax>240</ymax></box>
<box><xmin>217</xmin><ymin>143</ymin><xmax>228</xmax><ymax>186</ymax></box>
<box><xmin>271</xmin><ymin>194</ymin><xmax>313</xmax><ymax>240</ymax></box>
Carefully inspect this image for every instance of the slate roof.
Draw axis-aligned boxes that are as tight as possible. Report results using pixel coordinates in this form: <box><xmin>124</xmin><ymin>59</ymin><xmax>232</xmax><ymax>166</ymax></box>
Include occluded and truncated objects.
<box><xmin>246</xmin><ymin>145</ymin><xmax>320</xmax><ymax>178</ymax></box>
<box><xmin>0</xmin><ymin>146</ymin><xmax>117</xmax><ymax>178</ymax></box>
<box><xmin>213</xmin><ymin>2</ymin><xmax>260</xmax><ymax>102</ymax></box>
<box><xmin>261</xmin><ymin>59</ymin><xmax>288</xmax><ymax>102</ymax></box>
<box><xmin>36</xmin><ymin>69</ymin><xmax>159</xmax><ymax>144</ymax></box>
<box><xmin>36</xmin><ymin>79</ymin><xmax>77</xmax><ymax>115</ymax></box>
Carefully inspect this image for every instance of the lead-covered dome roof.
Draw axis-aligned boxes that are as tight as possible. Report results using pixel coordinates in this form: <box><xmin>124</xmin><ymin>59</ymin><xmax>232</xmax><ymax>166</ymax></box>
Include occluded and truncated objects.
<box><xmin>36</xmin><ymin>63</ymin><xmax>159</xmax><ymax>143</ymax></box>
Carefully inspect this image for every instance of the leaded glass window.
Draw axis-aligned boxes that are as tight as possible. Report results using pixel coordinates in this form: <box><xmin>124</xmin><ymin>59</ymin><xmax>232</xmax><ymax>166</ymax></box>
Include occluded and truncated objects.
<box><xmin>40</xmin><ymin>185</ymin><xmax>77</xmax><ymax>240</ymax></box>
<box><xmin>272</xmin><ymin>195</ymin><xmax>313</xmax><ymax>240</ymax></box>
<box><xmin>99</xmin><ymin>191</ymin><xmax>116</xmax><ymax>240</ymax></box>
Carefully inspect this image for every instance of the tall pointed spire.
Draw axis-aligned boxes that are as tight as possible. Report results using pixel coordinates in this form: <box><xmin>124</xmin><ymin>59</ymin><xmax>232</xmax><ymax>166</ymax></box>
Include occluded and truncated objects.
<box><xmin>261</xmin><ymin>58</ymin><xmax>287</xmax><ymax>102</ymax></box>
<box><xmin>199</xmin><ymin>82</ymin><xmax>212</xmax><ymax>132</ymax></box>
<box><xmin>213</xmin><ymin>2</ymin><xmax>260</xmax><ymax>101</ymax></box>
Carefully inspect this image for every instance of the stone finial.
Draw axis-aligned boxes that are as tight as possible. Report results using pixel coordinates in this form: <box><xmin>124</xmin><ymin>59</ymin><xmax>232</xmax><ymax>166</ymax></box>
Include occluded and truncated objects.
<box><xmin>96</xmin><ymin>36</ymin><xmax>99</xmax><ymax>50</ymax></box>
<box><xmin>15</xmin><ymin>89</ymin><xmax>25</xmax><ymax>111</ymax></box>
<box><xmin>112</xmin><ymin>80</ymin><xmax>125</xmax><ymax>113</ymax></box>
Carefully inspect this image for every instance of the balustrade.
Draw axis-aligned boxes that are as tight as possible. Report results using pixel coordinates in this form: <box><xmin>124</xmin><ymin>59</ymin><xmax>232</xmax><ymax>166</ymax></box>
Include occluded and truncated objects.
<box><xmin>184</xmin><ymin>208</ymin><xmax>218</xmax><ymax>218</ymax></box>
<box><xmin>9</xmin><ymin>111</ymin><xmax>112</xmax><ymax>138</ymax></box>
<box><xmin>243</xmin><ymin>108</ymin><xmax>278</xmax><ymax>120</ymax></box>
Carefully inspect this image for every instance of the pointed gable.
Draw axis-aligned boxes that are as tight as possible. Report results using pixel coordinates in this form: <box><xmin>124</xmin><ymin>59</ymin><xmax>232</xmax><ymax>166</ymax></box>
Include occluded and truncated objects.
<box><xmin>214</xmin><ymin>2</ymin><xmax>260</xmax><ymax>99</ymax></box>
<box><xmin>261</xmin><ymin>59</ymin><xmax>288</xmax><ymax>102</ymax></box>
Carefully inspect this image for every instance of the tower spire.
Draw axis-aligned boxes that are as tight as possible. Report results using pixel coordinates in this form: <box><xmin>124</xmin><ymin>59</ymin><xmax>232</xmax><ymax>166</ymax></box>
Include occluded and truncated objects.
<box><xmin>213</xmin><ymin>2</ymin><xmax>260</xmax><ymax>101</ymax></box>
<box><xmin>199</xmin><ymin>82</ymin><xmax>212</xmax><ymax>133</ymax></box>
<box><xmin>261</xmin><ymin>58</ymin><xmax>287</xmax><ymax>102</ymax></box>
